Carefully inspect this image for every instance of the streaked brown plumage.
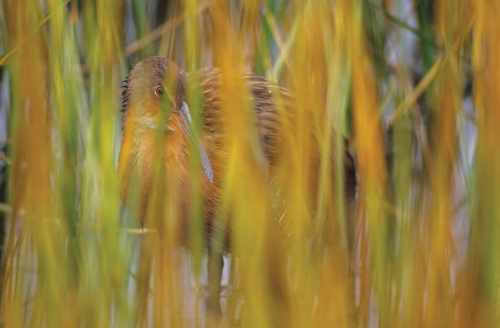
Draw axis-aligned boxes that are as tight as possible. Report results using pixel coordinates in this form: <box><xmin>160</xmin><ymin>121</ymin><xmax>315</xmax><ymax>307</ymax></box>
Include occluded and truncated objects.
<box><xmin>119</xmin><ymin>56</ymin><xmax>355</xmax><ymax>236</ymax></box>
<box><xmin>118</xmin><ymin>56</ymin><xmax>356</xmax><ymax>319</ymax></box>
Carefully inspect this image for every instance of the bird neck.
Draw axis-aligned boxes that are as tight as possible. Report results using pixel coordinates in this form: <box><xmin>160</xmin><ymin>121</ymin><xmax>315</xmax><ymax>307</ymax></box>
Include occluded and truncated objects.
<box><xmin>119</xmin><ymin>111</ymin><xmax>191</xmax><ymax>195</ymax></box>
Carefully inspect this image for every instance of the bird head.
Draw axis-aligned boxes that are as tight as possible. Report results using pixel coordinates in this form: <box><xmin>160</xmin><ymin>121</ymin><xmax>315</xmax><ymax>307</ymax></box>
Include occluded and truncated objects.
<box><xmin>121</xmin><ymin>56</ymin><xmax>213</xmax><ymax>182</ymax></box>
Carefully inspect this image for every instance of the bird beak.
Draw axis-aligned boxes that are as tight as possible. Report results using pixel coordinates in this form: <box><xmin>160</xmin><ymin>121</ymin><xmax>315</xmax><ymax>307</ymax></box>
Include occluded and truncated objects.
<box><xmin>172</xmin><ymin>102</ymin><xmax>214</xmax><ymax>183</ymax></box>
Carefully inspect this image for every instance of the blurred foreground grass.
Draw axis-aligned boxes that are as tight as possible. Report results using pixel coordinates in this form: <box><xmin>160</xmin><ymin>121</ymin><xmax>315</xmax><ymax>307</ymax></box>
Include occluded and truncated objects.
<box><xmin>0</xmin><ymin>0</ymin><xmax>497</xmax><ymax>327</ymax></box>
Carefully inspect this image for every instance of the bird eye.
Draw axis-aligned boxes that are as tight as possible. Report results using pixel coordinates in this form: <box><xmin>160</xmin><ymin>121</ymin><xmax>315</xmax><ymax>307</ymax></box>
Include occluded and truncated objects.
<box><xmin>155</xmin><ymin>86</ymin><xmax>165</xmax><ymax>97</ymax></box>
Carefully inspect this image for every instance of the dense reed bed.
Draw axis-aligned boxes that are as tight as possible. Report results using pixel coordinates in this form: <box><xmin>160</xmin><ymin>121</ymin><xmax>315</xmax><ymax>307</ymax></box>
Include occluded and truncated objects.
<box><xmin>0</xmin><ymin>0</ymin><xmax>496</xmax><ymax>327</ymax></box>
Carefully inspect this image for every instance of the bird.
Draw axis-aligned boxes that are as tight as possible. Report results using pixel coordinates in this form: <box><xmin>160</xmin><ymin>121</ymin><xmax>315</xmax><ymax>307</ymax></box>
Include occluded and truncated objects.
<box><xmin>118</xmin><ymin>56</ymin><xmax>356</xmax><ymax>322</ymax></box>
